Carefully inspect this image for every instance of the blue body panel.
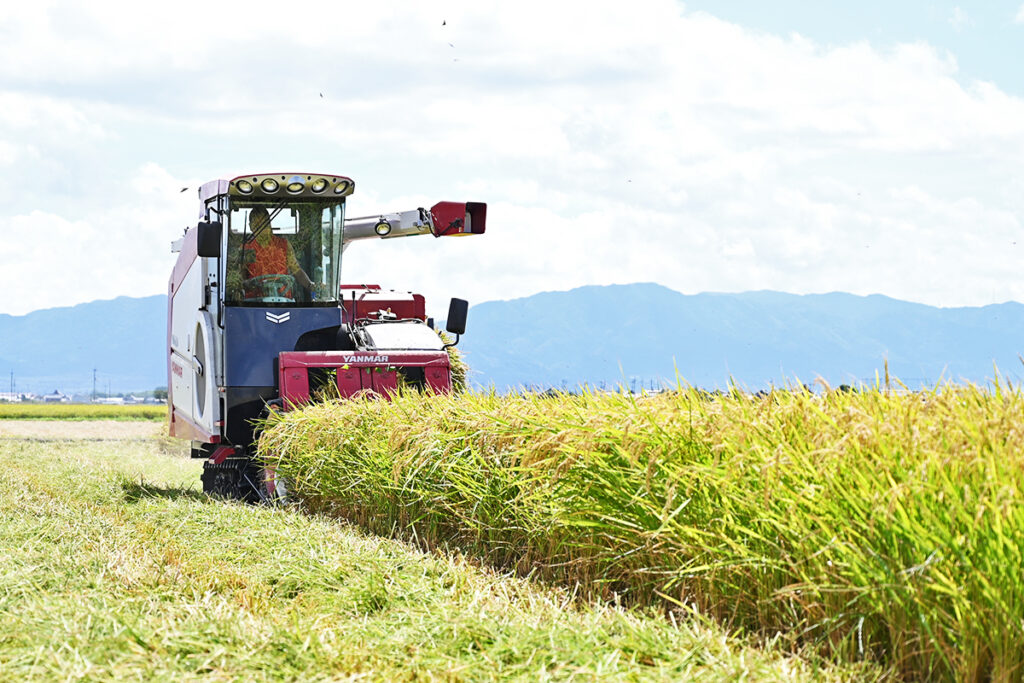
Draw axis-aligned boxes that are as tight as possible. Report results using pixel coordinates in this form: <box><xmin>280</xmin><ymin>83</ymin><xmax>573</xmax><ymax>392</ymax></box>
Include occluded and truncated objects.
<box><xmin>224</xmin><ymin>306</ymin><xmax>344</xmax><ymax>387</ymax></box>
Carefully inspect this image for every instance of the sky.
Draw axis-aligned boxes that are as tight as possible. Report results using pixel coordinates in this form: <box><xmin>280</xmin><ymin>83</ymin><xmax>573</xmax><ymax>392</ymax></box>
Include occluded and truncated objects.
<box><xmin>0</xmin><ymin>1</ymin><xmax>1023</xmax><ymax>318</ymax></box>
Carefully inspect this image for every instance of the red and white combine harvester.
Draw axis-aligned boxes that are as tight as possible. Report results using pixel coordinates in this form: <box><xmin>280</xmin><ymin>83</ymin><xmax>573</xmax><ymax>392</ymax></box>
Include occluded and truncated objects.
<box><xmin>167</xmin><ymin>172</ymin><xmax>485</xmax><ymax>500</ymax></box>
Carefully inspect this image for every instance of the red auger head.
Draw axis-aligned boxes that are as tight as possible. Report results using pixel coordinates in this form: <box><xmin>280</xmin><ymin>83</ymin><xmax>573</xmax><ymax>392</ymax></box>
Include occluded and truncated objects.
<box><xmin>429</xmin><ymin>202</ymin><xmax>487</xmax><ymax>237</ymax></box>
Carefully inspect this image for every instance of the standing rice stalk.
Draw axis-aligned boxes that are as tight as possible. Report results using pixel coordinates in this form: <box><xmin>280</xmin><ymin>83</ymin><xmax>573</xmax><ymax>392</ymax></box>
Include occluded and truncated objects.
<box><xmin>259</xmin><ymin>382</ymin><xmax>1024</xmax><ymax>679</ymax></box>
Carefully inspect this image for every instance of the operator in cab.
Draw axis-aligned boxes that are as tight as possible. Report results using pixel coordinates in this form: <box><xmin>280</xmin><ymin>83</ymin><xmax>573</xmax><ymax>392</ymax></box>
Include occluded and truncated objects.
<box><xmin>240</xmin><ymin>207</ymin><xmax>321</xmax><ymax>301</ymax></box>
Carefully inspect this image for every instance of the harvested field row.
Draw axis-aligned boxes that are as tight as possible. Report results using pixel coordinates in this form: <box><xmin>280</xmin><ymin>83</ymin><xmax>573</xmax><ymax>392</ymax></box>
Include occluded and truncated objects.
<box><xmin>259</xmin><ymin>384</ymin><xmax>1024</xmax><ymax>680</ymax></box>
<box><xmin>0</xmin><ymin>419</ymin><xmax>163</xmax><ymax>440</ymax></box>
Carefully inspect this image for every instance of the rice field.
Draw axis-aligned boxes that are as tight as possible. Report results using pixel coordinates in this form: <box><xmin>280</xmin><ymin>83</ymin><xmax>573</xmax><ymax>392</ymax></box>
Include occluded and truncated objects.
<box><xmin>259</xmin><ymin>383</ymin><xmax>1024</xmax><ymax>680</ymax></box>
<box><xmin>0</xmin><ymin>422</ymin><xmax>856</xmax><ymax>680</ymax></box>
<box><xmin>0</xmin><ymin>403</ymin><xmax>164</xmax><ymax>420</ymax></box>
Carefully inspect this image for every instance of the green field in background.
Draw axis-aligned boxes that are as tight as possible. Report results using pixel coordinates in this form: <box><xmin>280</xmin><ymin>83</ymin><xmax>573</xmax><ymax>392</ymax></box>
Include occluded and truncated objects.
<box><xmin>0</xmin><ymin>403</ymin><xmax>164</xmax><ymax>420</ymax></box>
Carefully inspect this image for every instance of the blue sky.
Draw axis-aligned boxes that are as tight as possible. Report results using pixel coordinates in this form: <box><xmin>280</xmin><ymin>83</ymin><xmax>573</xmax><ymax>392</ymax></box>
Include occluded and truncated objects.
<box><xmin>686</xmin><ymin>1</ymin><xmax>1024</xmax><ymax>94</ymax></box>
<box><xmin>0</xmin><ymin>1</ymin><xmax>1022</xmax><ymax>317</ymax></box>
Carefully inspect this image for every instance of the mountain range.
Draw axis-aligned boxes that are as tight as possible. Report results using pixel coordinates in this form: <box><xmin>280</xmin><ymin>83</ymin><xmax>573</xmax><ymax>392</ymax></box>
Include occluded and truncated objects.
<box><xmin>2</xmin><ymin>284</ymin><xmax>1022</xmax><ymax>395</ymax></box>
<box><xmin>458</xmin><ymin>284</ymin><xmax>1024</xmax><ymax>390</ymax></box>
<box><xmin>0</xmin><ymin>296</ymin><xmax>167</xmax><ymax>396</ymax></box>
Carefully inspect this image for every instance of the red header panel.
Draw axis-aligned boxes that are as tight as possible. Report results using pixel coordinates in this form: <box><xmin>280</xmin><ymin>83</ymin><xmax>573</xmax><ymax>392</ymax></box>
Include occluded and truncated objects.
<box><xmin>278</xmin><ymin>350</ymin><xmax>452</xmax><ymax>406</ymax></box>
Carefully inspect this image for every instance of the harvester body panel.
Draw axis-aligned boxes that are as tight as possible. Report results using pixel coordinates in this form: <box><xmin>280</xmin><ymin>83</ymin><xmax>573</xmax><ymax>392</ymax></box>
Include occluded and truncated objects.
<box><xmin>278</xmin><ymin>350</ymin><xmax>451</xmax><ymax>405</ymax></box>
<box><xmin>223</xmin><ymin>306</ymin><xmax>345</xmax><ymax>387</ymax></box>
<box><xmin>168</xmin><ymin>224</ymin><xmax>221</xmax><ymax>443</ymax></box>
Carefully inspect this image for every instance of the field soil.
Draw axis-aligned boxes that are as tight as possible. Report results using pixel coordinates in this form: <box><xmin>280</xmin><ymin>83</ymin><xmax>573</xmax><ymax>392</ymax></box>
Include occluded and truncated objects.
<box><xmin>0</xmin><ymin>419</ymin><xmax>162</xmax><ymax>439</ymax></box>
<box><xmin>0</xmin><ymin>421</ymin><xmax>859</xmax><ymax>680</ymax></box>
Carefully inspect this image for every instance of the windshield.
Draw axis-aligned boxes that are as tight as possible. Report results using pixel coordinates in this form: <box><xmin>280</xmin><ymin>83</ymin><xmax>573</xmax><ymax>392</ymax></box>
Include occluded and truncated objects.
<box><xmin>225</xmin><ymin>200</ymin><xmax>345</xmax><ymax>305</ymax></box>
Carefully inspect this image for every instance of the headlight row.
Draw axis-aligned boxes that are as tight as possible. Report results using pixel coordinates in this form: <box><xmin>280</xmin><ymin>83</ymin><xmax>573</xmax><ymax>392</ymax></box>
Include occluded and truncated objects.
<box><xmin>233</xmin><ymin>175</ymin><xmax>352</xmax><ymax>196</ymax></box>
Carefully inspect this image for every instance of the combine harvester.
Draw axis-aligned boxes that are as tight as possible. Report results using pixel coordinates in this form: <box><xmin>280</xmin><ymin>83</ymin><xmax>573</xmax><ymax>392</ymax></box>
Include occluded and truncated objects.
<box><xmin>167</xmin><ymin>172</ymin><xmax>485</xmax><ymax>500</ymax></box>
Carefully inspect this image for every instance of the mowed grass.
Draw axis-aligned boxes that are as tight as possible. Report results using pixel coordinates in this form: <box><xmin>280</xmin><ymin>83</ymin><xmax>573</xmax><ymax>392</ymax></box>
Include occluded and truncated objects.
<box><xmin>0</xmin><ymin>426</ymin><xmax>857</xmax><ymax>680</ymax></box>
<box><xmin>0</xmin><ymin>403</ymin><xmax>164</xmax><ymax>420</ymax></box>
<box><xmin>260</xmin><ymin>383</ymin><xmax>1024</xmax><ymax>680</ymax></box>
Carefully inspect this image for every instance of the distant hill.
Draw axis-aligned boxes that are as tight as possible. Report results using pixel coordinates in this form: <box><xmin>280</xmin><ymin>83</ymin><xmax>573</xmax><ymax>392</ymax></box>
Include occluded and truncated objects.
<box><xmin>457</xmin><ymin>284</ymin><xmax>1024</xmax><ymax>390</ymax></box>
<box><xmin>0</xmin><ymin>296</ymin><xmax>166</xmax><ymax>395</ymax></box>
<box><xmin>2</xmin><ymin>285</ymin><xmax>1022</xmax><ymax>394</ymax></box>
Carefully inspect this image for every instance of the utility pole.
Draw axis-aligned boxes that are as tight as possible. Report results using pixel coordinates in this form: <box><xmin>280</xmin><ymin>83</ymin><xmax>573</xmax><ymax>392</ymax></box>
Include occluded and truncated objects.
<box><xmin>9</xmin><ymin>370</ymin><xmax>13</xmax><ymax>399</ymax></box>
<box><xmin>92</xmin><ymin>368</ymin><xmax>97</xmax><ymax>402</ymax></box>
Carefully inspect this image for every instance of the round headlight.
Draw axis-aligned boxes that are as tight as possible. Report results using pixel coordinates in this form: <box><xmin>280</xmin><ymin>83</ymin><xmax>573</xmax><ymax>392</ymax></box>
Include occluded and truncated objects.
<box><xmin>286</xmin><ymin>181</ymin><xmax>304</xmax><ymax>194</ymax></box>
<box><xmin>374</xmin><ymin>219</ymin><xmax>392</xmax><ymax>236</ymax></box>
<box><xmin>310</xmin><ymin>178</ymin><xmax>328</xmax><ymax>193</ymax></box>
<box><xmin>334</xmin><ymin>180</ymin><xmax>351</xmax><ymax>195</ymax></box>
<box><xmin>261</xmin><ymin>178</ymin><xmax>279</xmax><ymax>193</ymax></box>
<box><xmin>236</xmin><ymin>179</ymin><xmax>254</xmax><ymax>194</ymax></box>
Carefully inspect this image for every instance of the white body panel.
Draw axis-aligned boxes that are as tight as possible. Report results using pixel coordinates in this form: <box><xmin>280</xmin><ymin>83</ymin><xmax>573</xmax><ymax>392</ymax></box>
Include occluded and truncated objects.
<box><xmin>169</xmin><ymin>256</ymin><xmax>220</xmax><ymax>433</ymax></box>
<box><xmin>192</xmin><ymin>311</ymin><xmax>219</xmax><ymax>433</ymax></box>
<box><xmin>170</xmin><ymin>259</ymin><xmax>202</xmax><ymax>423</ymax></box>
<box><xmin>360</xmin><ymin>322</ymin><xmax>444</xmax><ymax>351</ymax></box>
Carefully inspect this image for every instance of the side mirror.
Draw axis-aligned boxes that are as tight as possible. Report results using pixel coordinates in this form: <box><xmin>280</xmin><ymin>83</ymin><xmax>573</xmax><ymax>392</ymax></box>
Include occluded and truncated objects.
<box><xmin>196</xmin><ymin>221</ymin><xmax>222</xmax><ymax>258</ymax></box>
<box><xmin>445</xmin><ymin>298</ymin><xmax>468</xmax><ymax>336</ymax></box>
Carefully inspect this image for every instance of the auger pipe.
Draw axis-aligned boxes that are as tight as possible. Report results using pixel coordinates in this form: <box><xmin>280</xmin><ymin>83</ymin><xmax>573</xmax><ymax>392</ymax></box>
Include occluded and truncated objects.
<box><xmin>343</xmin><ymin>202</ymin><xmax>486</xmax><ymax>244</ymax></box>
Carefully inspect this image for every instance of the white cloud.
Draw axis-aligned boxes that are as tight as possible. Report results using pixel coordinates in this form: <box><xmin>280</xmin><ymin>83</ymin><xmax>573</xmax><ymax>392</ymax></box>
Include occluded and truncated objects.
<box><xmin>1</xmin><ymin>211</ymin><xmax>136</xmax><ymax>315</ymax></box>
<box><xmin>0</xmin><ymin>163</ymin><xmax>195</xmax><ymax>315</ymax></box>
<box><xmin>1016</xmin><ymin>4</ymin><xmax>1024</xmax><ymax>23</ymax></box>
<box><xmin>1</xmin><ymin>1</ymin><xmax>1024</xmax><ymax>316</ymax></box>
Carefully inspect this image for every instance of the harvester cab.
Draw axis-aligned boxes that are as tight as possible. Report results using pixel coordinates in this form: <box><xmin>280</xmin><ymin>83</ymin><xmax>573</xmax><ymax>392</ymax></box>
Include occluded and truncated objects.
<box><xmin>167</xmin><ymin>173</ymin><xmax>485</xmax><ymax>500</ymax></box>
